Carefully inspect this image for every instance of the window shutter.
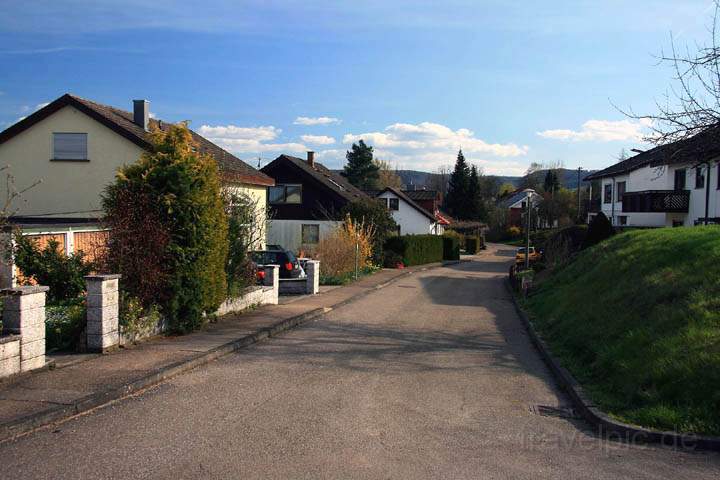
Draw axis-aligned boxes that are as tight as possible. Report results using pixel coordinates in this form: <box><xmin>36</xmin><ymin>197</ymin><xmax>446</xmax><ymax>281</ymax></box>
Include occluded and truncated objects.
<box><xmin>53</xmin><ymin>133</ymin><xmax>87</xmax><ymax>160</ymax></box>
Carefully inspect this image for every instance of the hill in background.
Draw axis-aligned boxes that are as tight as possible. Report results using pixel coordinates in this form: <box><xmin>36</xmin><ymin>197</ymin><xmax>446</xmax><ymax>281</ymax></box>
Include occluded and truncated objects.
<box><xmin>394</xmin><ymin>168</ymin><xmax>596</xmax><ymax>191</ymax></box>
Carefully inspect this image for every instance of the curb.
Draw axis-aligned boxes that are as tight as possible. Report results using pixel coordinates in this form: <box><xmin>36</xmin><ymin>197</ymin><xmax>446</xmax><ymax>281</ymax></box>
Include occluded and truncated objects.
<box><xmin>0</xmin><ymin>262</ymin><xmax>444</xmax><ymax>443</ymax></box>
<box><xmin>505</xmin><ymin>280</ymin><xmax>720</xmax><ymax>452</ymax></box>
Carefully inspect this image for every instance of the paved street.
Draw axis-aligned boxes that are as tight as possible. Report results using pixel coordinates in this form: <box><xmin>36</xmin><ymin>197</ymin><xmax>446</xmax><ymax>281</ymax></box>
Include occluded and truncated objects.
<box><xmin>1</xmin><ymin>245</ymin><xmax>718</xmax><ymax>479</ymax></box>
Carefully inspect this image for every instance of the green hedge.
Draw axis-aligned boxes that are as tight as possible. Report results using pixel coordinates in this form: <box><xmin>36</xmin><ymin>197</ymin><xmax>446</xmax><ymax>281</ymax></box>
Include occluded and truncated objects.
<box><xmin>465</xmin><ymin>237</ymin><xmax>480</xmax><ymax>254</ymax></box>
<box><xmin>384</xmin><ymin>235</ymin><xmax>443</xmax><ymax>266</ymax></box>
<box><xmin>442</xmin><ymin>235</ymin><xmax>460</xmax><ymax>261</ymax></box>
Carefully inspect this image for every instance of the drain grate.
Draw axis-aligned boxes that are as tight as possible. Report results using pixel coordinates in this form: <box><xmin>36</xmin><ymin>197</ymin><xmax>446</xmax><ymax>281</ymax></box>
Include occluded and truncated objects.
<box><xmin>530</xmin><ymin>405</ymin><xmax>580</xmax><ymax>419</ymax></box>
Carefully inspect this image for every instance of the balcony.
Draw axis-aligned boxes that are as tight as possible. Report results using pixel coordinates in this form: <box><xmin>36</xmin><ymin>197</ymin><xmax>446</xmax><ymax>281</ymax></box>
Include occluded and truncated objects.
<box><xmin>585</xmin><ymin>198</ymin><xmax>601</xmax><ymax>213</ymax></box>
<box><xmin>622</xmin><ymin>190</ymin><xmax>690</xmax><ymax>213</ymax></box>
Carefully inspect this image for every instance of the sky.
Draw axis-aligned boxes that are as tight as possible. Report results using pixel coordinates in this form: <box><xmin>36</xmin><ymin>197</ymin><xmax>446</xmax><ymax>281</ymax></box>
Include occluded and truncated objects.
<box><xmin>0</xmin><ymin>0</ymin><xmax>716</xmax><ymax>176</ymax></box>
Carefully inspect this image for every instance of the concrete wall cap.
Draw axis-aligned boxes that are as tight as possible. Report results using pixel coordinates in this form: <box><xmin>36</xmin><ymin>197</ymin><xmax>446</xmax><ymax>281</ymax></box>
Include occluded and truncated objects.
<box><xmin>0</xmin><ymin>334</ymin><xmax>22</xmax><ymax>345</ymax></box>
<box><xmin>1</xmin><ymin>286</ymin><xmax>49</xmax><ymax>295</ymax></box>
<box><xmin>84</xmin><ymin>274</ymin><xmax>122</xmax><ymax>281</ymax></box>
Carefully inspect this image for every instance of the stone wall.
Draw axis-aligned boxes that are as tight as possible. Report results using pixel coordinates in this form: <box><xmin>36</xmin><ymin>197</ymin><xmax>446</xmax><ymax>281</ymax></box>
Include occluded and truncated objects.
<box><xmin>2</xmin><ymin>285</ymin><xmax>48</xmax><ymax>372</ymax></box>
<box><xmin>0</xmin><ymin>335</ymin><xmax>21</xmax><ymax>378</ymax></box>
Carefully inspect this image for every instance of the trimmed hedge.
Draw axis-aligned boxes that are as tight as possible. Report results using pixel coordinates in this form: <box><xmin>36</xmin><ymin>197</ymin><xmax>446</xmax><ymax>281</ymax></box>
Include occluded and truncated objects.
<box><xmin>465</xmin><ymin>236</ymin><xmax>480</xmax><ymax>254</ymax></box>
<box><xmin>384</xmin><ymin>235</ymin><xmax>443</xmax><ymax>266</ymax></box>
<box><xmin>442</xmin><ymin>235</ymin><xmax>460</xmax><ymax>261</ymax></box>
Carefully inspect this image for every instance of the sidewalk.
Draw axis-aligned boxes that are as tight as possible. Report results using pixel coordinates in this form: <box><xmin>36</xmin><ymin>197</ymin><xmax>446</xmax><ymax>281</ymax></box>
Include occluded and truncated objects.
<box><xmin>0</xmin><ymin>264</ymin><xmax>442</xmax><ymax>442</ymax></box>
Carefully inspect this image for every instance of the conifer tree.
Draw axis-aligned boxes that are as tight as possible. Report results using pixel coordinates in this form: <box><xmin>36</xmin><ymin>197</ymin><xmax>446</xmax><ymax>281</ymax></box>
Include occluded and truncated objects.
<box><xmin>342</xmin><ymin>140</ymin><xmax>380</xmax><ymax>190</ymax></box>
<box><xmin>445</xmin><ymin>149</ymin><xmax>471</xmax><ymax>218</ymax></box>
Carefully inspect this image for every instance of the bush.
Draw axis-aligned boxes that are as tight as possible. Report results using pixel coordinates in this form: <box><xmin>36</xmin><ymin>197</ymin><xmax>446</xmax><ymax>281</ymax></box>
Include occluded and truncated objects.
<box><xmin>442</xmin><ymin>234</ymin><xmax>460</xmax><ymax>261</ymax></box>
<box><xmin>45</xmin><ymin>298</ymin><xmax>86</xmax><ymax>351</ymax></box>
<box><xmin>465</xmin><ymin>237</ymin><xmax>480</xmax><ymax>254</ymax></box>
<box><xmin>384</xmin><ymin>235</ymin><xmax>443</xmax><ymax>266</ymax></box>
<box><xmin>506</xmin><ymin>226</ymin><xmax>521</xmax><ymax>238</ymax></box>
<box><xmin>103</xmin><ymin>124</ymin><xmax>229</xmax><ymax>333</ymax></box>
<box><xmin>382</xmin><ymin>250</ymin><xmax>404</xmax><ymax>268</ymax></box>
<box><xmin>342</xmin><ymin>199</ymin><xmax>397</xmax><ymax>263</ymax></box>
<box><xmin>225</xmin><ymin>192</ymin><xmax>266</xmax><ymax>297</ymax></box>
<box><xmin>584</xmin><ymin>212</ymin><xmax>614</xmax><ymax>248</ymax></box>
<box><xmin>315</xmin><ymin>216</ymin><xmax>374</xmax><ymax>278</ymax></box>
<box><xmin>14</xmin><ymin>236</ymin><xmax>94</xmax><ymax>303</ymax></box>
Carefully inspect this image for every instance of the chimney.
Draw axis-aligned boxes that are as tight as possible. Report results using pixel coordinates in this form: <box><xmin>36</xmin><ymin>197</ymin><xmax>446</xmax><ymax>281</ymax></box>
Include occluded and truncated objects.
<box><xmin>133</xmin><ymin>99</ymin><xmax>149</xmax><ymax>131</ymax></box>
<box><xmin>307</xmin><ymin>151</ymin><xmax>315</xmax><ymax>167</ymax></box>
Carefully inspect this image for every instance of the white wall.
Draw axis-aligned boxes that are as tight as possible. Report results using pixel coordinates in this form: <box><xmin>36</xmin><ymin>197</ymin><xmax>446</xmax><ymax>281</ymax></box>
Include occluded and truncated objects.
<box><xmin>598</xmin><ymin>160</ymin><xmax>720</xmax><ymax>227</ymax></box>
<box><xmin>377</xmin><ymin>191</ymin><xmax>438</xmax><ymax>235</ymax></box>
<box><xmin>267</xmin><ymin>219</ymin><xmax>341</xmax><ymax>254</ymax></box>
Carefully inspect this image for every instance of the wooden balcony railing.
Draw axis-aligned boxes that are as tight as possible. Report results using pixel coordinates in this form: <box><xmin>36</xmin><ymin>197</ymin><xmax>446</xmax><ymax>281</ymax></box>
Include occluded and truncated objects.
<box><xmin>622</xmin><ymin>190</ymin><xmax>690</xmax><ymax>213</ymax></box>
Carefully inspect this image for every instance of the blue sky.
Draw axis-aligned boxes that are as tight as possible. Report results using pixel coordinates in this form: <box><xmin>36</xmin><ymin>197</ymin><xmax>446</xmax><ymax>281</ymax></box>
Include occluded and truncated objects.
<box><xmin>0</xmin><ymin>1</ymin><xmax>715</xmax><ymax>175</ymax></box>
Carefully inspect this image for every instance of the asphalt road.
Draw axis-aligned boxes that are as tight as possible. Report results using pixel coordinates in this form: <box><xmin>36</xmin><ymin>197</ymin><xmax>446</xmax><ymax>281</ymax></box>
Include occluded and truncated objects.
<box><xmin>2</xmin><ymin>245</ymin><xmax>719</xmax><ymax>479</ymax></box>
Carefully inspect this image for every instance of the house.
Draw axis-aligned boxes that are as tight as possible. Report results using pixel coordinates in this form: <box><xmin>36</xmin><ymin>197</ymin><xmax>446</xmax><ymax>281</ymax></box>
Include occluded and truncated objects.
<box><xmin>0</xmin><ymin>93</ymin><xmax>274</xmax><ymax>275</ymax></box>
<box><xmin>367</xmin><ymin>187</ymin><xmax>445</xmax><ymax>235</ymax></box>
<box><xmin>260</xmin><ymin>152</ymin><xmax>368</xmax><ymax>252</ymax></box>
<box><xmin>584</xmin><ymin>125</ymin><xmax>720</xmax><ymax>227</ymax></box>
<box><xmin>497</xmin><ymin>189</ymin><xmax>543</xmax><ymax>228</ymax></box>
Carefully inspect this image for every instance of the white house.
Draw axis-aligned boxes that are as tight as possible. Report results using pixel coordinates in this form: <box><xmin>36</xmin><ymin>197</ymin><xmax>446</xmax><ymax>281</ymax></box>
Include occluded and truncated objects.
<box><xmin>374</xmin><ymin>187</ymin><xmax>444</xmax><ymax>235</ymax></box>
<box><xmin>585</xmin><ymin>126</ymin><xmax>720</xmax><ymax>227</ymax></box>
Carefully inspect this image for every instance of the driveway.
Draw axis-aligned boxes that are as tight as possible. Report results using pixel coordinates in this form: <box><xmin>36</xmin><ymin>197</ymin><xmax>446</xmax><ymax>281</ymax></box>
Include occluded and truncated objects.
<box><xmin>1</xmin><ymin>244</ymin><xmax>718</xmax><ymax>479</ymax></box>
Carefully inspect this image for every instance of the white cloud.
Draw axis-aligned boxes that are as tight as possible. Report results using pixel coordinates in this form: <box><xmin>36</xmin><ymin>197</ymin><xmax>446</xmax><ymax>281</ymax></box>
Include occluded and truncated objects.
<box><xmin>300</xmin><ymin>134</ymin><xmax>335</xmax><ymax>145</ymax></box>
<box><xmin>198</xmin><ymin>124</ymin><xmax>307</xmax><ymax>155</ymax></box>
<box><xmin>35</xmin><ymin>102</ymin><xmax>49</xmax><ymax>110</ymax></box>
<box><xmin>537</xmin><ymin>119</ymin><xmax>653</xmax><ymax>142</ymax></box>
<box><xmin>293</xmin><ymin>116</ymin><xmax>340</xmax><ymax>126</ymax></box>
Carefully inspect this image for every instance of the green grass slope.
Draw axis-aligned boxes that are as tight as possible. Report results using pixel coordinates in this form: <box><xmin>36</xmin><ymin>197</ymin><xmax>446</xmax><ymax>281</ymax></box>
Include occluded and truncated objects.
<box><xmin>524</xmin><ymin>226</ymin><xmax>720</xmax><ymax>435</ymax></box>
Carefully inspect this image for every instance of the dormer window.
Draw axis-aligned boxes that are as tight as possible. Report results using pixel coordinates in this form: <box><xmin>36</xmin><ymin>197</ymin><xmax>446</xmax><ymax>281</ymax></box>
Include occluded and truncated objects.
<box><xmin>52</xmin><ymin>133</ymin><xmax>87</xmax><ymax>161</ymax></box>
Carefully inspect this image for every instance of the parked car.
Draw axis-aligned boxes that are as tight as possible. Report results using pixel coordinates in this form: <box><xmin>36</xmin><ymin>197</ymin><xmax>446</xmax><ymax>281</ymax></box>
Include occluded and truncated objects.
<box><xmin>515</xmin><ymin>246</ymin><xmax>540</xmax><ymax>264</ymax></box>
<box><xmin>250</xmin><ymin>247</ymin><xmax>306</xmax><ymax>280</ymax></box>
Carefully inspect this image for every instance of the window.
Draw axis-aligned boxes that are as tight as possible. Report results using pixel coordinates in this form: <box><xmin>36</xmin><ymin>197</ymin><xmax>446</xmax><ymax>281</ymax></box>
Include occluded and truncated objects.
<box><xmin>616</xmin><ymin>181</ymin><xmax>626</xmax><ymax>203</ymax></box>
<box><xmin>603</xmin><ymin>184</ymin><xmax>612</xmax><ymax>204</ymax></box>
<box><xmin>717</xmin><ymin>165</ymin><xmax>720</xmax><ymax>190</ymax></box>
<box><xmin>301</xmin><ymin>224</ymin><xmax>319</xmax><ymax>244</ymax></box>
<box><xmin>269</xmin><ymin>184</ymin><xmax>302</xmax><ymax>204</ymax></box>
<box><xmin>695</xmin><ymin>167</ymin><xmax>705</xmax><ymax>189</ymax></box>
<box><xmin>388</xmin><ymin>198</ymin><xmax>399</xmax><ymax>211</ymax></box>
<box><xmin>617</xmin><ymin>215</ymin><xmax>628</xmax><ymax>226</ymax></box>
<box><xmin>52</xmin><ymin>133</ymin><xmax>87</xmax><ymax>160</ymax></box>
<box><xmin>674</xmin><ymin>168</ymin><xmax>686</xmax><ymax>191</ymax></box>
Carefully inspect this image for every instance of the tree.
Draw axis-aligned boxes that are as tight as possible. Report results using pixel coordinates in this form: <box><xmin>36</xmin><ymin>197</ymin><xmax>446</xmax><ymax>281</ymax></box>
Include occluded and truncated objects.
<box><xmin>431</xmin><ymin>165</ymin><xmax>452</xmax><ymax>198</ymax></box>
<box><xmin>343</xmin><ymin>140</ymin><xmax>379</xmax><ymax>190</ymax></box>
<box><xmin>224</xmin><ymin>191</ymin><xmax>267</xmax><ymax>297</ymax></box>
<box><xmin>342</xmin><ymin>198</ymin><xmax>398</xmax><ymax>263</ymax></box>
<box><xmin>543</xmin><ymin>169</ymin><xmax>560</xmax><ymax>195</ymax></box>
<box><xmin>498</xmin><ymin>182</ymin><xmax>516</xmax><ymax>197</ymax></box>
<box><xmin>621</xmin><ymin>1</ymin><xmax>720</xmax><ymax>144</ymax></box>
<box><xmin>103</xmin><ymin>124</ymin><xmax>228</xmax><ymax>332</ymax></box>
<box><xmin>375</xmin><ymin>159</ymin><xmax>402</xmax><ymax>189</ymax></box>
<box><xmin>445</xmin><ymin>149</ymin><xmax>471</xmax><ymax>219</ymax></box>
<box><xmin>584</xmin><ymin>212</ymin><xmax>614</xmax><ymax>248</ymax></box>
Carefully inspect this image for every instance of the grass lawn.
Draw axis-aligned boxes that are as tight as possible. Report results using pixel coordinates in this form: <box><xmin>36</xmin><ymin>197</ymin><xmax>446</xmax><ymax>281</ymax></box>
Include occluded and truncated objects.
<box><xmin>320</xmin><ymin>265</ymin><xmax>381</xmax><ymax>286</ymax></box>
<box><xmin>522</xmin><ymin>226</ymin><xmax>720</xmax><ymax>436</ymax></box>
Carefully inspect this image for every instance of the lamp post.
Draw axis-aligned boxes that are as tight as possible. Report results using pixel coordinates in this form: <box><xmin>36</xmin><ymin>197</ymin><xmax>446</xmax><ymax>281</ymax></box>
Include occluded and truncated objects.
<box><xmin>525</xmin><ymin>191</ymin><xmax>531</xmax><ymax>271</ymax></box>
<box><xmin>576</xmin><ymin>167</ymin><xmax>583</xmax><ymax>222</ymax></box>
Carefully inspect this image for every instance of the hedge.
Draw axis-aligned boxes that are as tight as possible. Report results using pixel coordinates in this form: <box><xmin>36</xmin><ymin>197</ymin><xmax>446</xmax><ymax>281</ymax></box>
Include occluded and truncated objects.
<box><xmin>465</xmin><ymin>236</ymin><xmax>480</xmax><ymax>254</ymax></box>
<box><xmin>384</xmin><ymin>235</ymin><xmax>443</xmax><ymax>266</ymax></box>
<box><xmin>442</xmin><ymin>235</ymin><xmax>460</xmax><ymax>261</ymax></box>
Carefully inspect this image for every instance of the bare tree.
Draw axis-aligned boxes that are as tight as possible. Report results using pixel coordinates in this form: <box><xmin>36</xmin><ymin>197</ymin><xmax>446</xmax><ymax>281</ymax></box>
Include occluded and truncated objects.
<box><xmin>621</xmin><ymin>1</ymin><xmax>720</xmax><ymax>144</ymax></box>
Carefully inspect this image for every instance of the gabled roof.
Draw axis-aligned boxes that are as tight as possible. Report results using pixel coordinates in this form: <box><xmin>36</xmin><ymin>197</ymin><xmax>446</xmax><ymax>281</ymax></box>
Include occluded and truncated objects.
<box><xmin>375</xmin><ymin>187</ymin><xmax>438</xmax><ymax>222</ymax></box>
<box><xmin>584</xmin><ymin>124</ymin><xmax>720</xmax><ymax>181</ymax></box>
<box><xmin>262</xmin><ymin>155</ymin><xmax>369</xmax><ymax>203</ymax></box>
<box><xmin>403</xmin><ymin>189</ymin><xmax>438</xmax><ymax>201</ymax></box>
<box><xmin>497</xmin><ymin>189</ymin><xmax>541</xmax><ymax>209</ymax></box>
<box><xmin>0</xmin><ymin>93</ymin><xmax>274</xmax><ymax>187</ymax></box>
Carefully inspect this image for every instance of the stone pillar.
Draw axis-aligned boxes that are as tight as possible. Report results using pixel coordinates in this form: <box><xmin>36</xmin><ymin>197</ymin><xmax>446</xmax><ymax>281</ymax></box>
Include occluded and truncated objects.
<box><xmin>85</xmin><ymin>274</ymin><xmax>120</xmax><ymax>353</ymax></box>
<box><xmin>305</xmin><ymin>260</ymin><xmax>320</xmax><ymax>295</ymax></box>
<box><xmin>2</xmin><ymin>285</ymin><xmax>48</xmax><ymax>372</ymax></box>
<box><xmin>263</xmin><ymin>265</ymin><xmax>279</xmax><ymax>305</ymax></box>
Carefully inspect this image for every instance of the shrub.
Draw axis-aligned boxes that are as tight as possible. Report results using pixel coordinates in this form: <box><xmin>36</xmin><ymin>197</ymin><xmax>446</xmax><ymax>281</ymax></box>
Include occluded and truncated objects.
<box><xmin>14</xmin><ymin>235</ymin><xmax>94</xmax><ymax>303</ymax></box>
<box><xmin>384</xmin><ymin>235</ymin><xmax>443</xmax><ymax>266</ymax></box>
<box><xmin>119</xmin><ymin>293</ymin><xmax>162</xmax><ymax>338</ymax></box>
<box><xmin>224</xmin><ymin>192</ymin><xmax>266</xmax><ymax>297</ymax></box>
<box><xmin>342</xmin><ymin>198</ymin><xmax>397</xmax><ymax>263</ymax></box>
<box><xmin>506</xmin><ymin>226</ymin><xmax>521</xmax><ymax>238</ymax></box>
<box><xmin>103</xmin><ymin>124</ymin><xmax>229</xmax><ymax>333</ymax></box>
<box><xmin>382</xmin><ymin>250</ymin><xmax>403</xmax><ymax>268</ymax></box>
<box><xmin>45</xmin><ymin>298</ymin><xmax>86</xmax><ymax>351</ymax></box>
<box><xmin>316</xmin><ymin>216</ymin><xmax>374</xmax><ymax>278</ymax></box>
<box><xmin>442</xmin><ymin>234</ymin><xmax>460</xmax><ymax>261</ymax></box>
<box><xmin>465</xmin><ymin>237</ymin><xmax>480</xmax><ymax>254</ymax></box>
<box><xmin>584</xmin><ymin>212</ymin><xmax>614</xmax><ymax>248</ymax></box>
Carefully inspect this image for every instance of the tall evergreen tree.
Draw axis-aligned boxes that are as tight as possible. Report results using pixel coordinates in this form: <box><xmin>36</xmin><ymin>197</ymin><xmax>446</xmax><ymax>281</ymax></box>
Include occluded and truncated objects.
<box><xmin>543</xmin><ymin>169</ymin><xmax>560</xmax><ymax>195</ymax></box>
<box><xmin>342</xmin><ymin>140</ymin><xmax>379</xmax><ymax>190</ymax></box>
<box><xmin>445</xmin><ymin>149</ymin><xmax>471</xmax><ymax>219</ymax></box>
<box><xmin>467</xmin><ymin>165</ymin><xmax>488</xmax><ymax>221</ymax></box>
